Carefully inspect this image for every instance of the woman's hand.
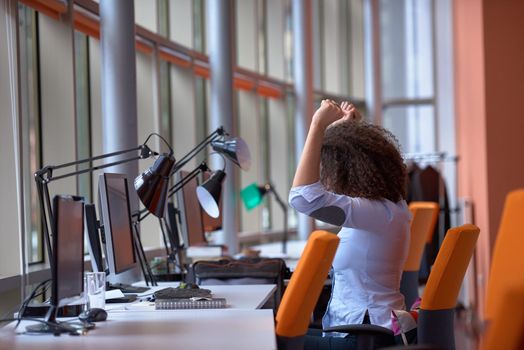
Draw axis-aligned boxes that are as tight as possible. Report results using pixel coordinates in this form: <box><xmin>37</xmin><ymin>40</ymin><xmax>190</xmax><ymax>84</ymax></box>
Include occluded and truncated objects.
<box><xmin>312</xmin><ymin>100</ymin><xmax>345</xmax><ymax>130</ymax></box>
<box><xmin>340</xmin><ymin>101</ymin><xmax>362</xmax><ymax>122</ymax></box>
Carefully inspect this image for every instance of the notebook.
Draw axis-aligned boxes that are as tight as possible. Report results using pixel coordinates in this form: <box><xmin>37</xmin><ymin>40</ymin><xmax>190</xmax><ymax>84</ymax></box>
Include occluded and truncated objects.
<box><xmin>155</xmin><ymin>297</ymin><xmax>227</xmax><ymax>309</ymax></box>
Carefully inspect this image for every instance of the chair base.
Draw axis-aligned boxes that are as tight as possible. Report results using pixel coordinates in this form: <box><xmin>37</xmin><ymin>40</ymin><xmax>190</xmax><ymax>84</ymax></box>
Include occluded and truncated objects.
<box><xmin>400</xmin><ymin>270</ymin><xmax>420</xmax><ymax>309</ymax></box>
<box><xmin>277</xmin><ymin>334</ymin><xmax>305</xmax><ymax>350</ymax></box>
<box><xmin>418</xmin><ymin>308</ymin><xmax>455</xmax><ymax>350</ymax></box>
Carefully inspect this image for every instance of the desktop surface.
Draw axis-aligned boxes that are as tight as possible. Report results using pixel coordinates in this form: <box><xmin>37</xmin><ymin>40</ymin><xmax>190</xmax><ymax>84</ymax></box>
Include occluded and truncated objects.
<box><xmin>106</xmin><ymin>283</ymin><xmax>277</xmax><ymax>311</ymax></box>
<box><xmin>0</xmin><ymin>309</ymin><xmax>277</xmax><ymax>350</ymax></box>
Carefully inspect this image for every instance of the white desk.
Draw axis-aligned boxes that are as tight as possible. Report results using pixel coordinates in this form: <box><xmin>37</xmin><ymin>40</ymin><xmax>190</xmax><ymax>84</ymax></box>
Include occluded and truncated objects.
<box><xmin>0</xmin><ymin>309</ymin><xmax>277</xmax><ymax>350</ymax></box>
<box><xmin>106</xmin><ymin>284</ymin><xmax>276</xmax><ymax>311</ymax></box>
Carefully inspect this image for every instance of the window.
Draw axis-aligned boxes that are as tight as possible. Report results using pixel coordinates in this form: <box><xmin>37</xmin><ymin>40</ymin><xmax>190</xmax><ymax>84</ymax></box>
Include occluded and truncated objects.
<box><xmin>379</xmin><ymin>0</ymin><xmax>436</xmax><ymax>154</ymax></box>
<box><xmin>18</xmin><ymin>4</ymin><xmax>43</xmax><ymax>264</ymax></box>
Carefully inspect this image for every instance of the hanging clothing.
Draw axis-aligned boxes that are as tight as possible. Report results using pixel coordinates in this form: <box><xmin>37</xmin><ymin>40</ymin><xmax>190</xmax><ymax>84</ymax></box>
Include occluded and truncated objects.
<box><xmin>406</xmin><ymin>164</ymin><xmax>451</xmax><ymax>280</ymax></box>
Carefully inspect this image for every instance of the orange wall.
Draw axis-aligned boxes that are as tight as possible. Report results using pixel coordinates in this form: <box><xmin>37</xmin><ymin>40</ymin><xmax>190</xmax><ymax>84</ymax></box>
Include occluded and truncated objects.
<box><xmin>454</xmin><ymin>0</ymin><xmax>524</xmax><ymax>316</ymax></box>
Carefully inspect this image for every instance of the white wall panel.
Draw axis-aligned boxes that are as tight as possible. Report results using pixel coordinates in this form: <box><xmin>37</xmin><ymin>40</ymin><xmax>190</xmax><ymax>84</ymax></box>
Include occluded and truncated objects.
<box><xmin>39</xmin><ymin>16</ymin><xmax>76</xmax><ymax>200</ymax></box>
<box><xmin>169</xmin><ymin>0</ymin><xmax>193</xmax><ymax>47</ymax></box>
<box><xmin>135</xmin><ymin>0</ymin><xmax>157</xmax><ymax>33</ymax></box>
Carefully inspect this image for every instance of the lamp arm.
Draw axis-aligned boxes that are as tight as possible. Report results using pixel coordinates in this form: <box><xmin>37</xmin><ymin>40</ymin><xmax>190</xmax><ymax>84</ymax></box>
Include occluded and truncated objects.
<box><xmin>266</xmin><ymin>184</ymin><xmax>289</xmax><ymax>254</ymax></box>
<box><xmin>173</xmin><ymin>126</ymin><xmax>226</xmax><ymax>172</ymax></box>
<box><xmin>267</xmin><ymin>185</ymin><xmax>288</xmax><ymax>214</ymax></box>
<box><xmin>43</xmin><ymin>154</ymin><xmax>146</xmax><ymax>184</ymax></box>
<box><xmin>168</xmin><ymin>162</ymin><xmax>209</xmax><ymax>197</ymax></box>
<box><xmin>35</xmin><ymin>144</ymin><xmax>154</xmax><ymax>184</ymax></box>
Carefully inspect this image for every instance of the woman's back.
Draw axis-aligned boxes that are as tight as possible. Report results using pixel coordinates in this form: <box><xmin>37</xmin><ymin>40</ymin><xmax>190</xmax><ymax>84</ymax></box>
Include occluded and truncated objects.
<box><xmin>289</xmin><ymin>184</ymin><xmax>411</xmax><ymax>331</ymax></box>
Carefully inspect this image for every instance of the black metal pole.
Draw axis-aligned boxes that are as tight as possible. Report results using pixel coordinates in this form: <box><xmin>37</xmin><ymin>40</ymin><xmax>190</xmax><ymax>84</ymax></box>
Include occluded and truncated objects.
<box><xmin>132</xmin><ymin>222</ymin><xmax>149</xmax><ymax>286</ymax></box>
<box><xmin>168</xmin><ymin>162</ymin><xmax>208</xmax><ymax>197</ymax></box>
<box><xmin>267</xmin><ymin>184</ymin><xmax>289</xmax><ymax>255</ymax></box>
<box><xmin>132</xmin><ymin>222</ymin><xmax>157</xmax><ymax>286</ymax></box>
<box><xmin>158</xmin><ymin>218</ymin><xmax>171</xmax><ymax>273</ymax></box>
<box><xmin>173</xmin><ymin>127</ymin><xmax>224</xmax><ymax>172</ymax></box>
<box><xmin>36</xmin><ymin>181</ymin><xmax>53</xmax><ymax>263</ymax></box>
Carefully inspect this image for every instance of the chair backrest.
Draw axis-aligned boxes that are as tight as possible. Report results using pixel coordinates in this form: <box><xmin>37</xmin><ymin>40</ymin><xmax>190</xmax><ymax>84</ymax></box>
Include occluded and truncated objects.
<box><xmin>275</xmin><ymin>230</ymin><xmax>339</xmax><ymax>339</ymax></box>
<box><xmin>420</xmin><ymin>224</ymin><xmax>480</xmax><ymax>310</ymax></box>
<box><xmin>485</xmin><ymin>189</ymin><xmax>524</xmax><ymax>320</ymax></box>
<box><xmin>483</xmin><ymin>285</ymin><xmax>524</xmax><ymax>350</ymax></box>
<box><xmin>403</xmin><ymin>202</ymin><xmax>440</xmax><ymax>271</ymax></box>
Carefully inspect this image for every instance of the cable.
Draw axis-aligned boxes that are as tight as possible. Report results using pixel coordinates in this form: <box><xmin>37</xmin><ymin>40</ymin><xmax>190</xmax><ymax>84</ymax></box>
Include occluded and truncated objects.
<box><xmin>16</xmin><ymin>279</ymin><xmax>51</xmax><ymax>328</ymax></box>
<box><xmin>143</xmin><ymin>132</ymin><xmax>174</xmax><ymax>155</ymax></box>
<box><xmin>0</xmin><ymin>317</ymin><xmax>85</xmax><ymax>336</ymax></box>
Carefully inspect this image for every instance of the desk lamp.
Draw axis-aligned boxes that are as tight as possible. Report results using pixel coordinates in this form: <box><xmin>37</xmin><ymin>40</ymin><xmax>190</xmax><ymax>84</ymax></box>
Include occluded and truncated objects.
<box><xmin>34</xmin><ymin>133</ymin><xmax>175</xmax><ymax>282</ymax></box>
<box><xmin>152</xmin><ymin>128</ymin><xmax>251</xmax><ymax>276</ymax></box>
<box><xmin>240</xmin><ymin>182</ymin><xmax>289</xmax><ymax>254</ymax></box>
<box><xmin>166</xmin><ymin>126</ymin><xmax>250</xmax><ymax>219</ymax></box>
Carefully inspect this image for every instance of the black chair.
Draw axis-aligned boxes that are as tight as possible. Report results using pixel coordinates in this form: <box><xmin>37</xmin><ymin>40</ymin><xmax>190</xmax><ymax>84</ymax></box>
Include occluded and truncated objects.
<box><xmin>192</xmin><ymin>257</ymin><xmax>287</xmax><ymax>311</ymax></box>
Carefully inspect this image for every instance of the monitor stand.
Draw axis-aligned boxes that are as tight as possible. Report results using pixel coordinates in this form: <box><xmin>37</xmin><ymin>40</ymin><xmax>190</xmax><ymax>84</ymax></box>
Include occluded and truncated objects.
<box><xmin>105</xmin><ymin>294</ymin><xmax>138</xmax><ymax>304</ymax></box>
<box><xmin>25</xmin><ymin>305</ymin><xmax>78</xmax><ymax>335</ymax></box>
<box><xmin>106</xmin><ymin>282</ymin><xmax>149</xmax><ymax>294</ymax></box>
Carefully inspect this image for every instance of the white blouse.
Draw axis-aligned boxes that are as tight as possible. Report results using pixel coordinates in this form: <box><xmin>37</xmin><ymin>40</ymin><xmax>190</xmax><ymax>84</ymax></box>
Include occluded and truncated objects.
<box><xmin>289</xmin><ymin>182</ymin><xmax>411</xmax><ymax>335</ymax></box>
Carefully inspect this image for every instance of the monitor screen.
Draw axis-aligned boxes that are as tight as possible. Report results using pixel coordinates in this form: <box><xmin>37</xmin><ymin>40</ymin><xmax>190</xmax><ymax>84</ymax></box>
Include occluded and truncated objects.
<box><xmin>51</xmin><ymin>195</ymin><xmax>84</xmax><ymax>307</ymax></box>
<box><xmin>176</xmin><ymin>170</ymin><xmax>206</xmax><ymax>246</ymax></box>
<box><xmin>85</xmin><ymin>203</ymin><xmax>105</xmax><ymax>273</ymax></box>
<box><xmin>166</xmin><ymin>202</ymin><xmax>182</xmax><ymax>250</ymax></box>
<box><xmin>98</xmin><ymin>173</ymin><xmax>137</xmax><ymax>275</ymax></box>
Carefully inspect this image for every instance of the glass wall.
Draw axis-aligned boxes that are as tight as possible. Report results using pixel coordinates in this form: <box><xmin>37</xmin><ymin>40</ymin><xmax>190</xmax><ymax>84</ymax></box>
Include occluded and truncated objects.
<box><xmin>380</xmin><ymin>0</ymin><xmax>436</xmax><ymax>154</ymax></box>
<box><xmin>18</xmin><ymin>4</ymin><xmax>42</xmax><ymax>264</ymax></box>
<box><xmin>2</xmin><ymin>0</ymin><xmax>452</xmax><ymax>272</ymax></box>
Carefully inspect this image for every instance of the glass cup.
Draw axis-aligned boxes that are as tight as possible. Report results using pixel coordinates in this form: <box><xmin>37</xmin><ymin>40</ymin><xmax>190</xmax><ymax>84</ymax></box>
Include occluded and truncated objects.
<box><xmin>84</xmin><ymin>272</ymin><xmax>106</xmax><ymax>310</ymax></box>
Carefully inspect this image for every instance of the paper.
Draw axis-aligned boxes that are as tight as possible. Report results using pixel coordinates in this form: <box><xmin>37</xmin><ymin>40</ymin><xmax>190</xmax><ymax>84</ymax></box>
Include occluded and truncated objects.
<box><xmin>105</xmin><ymin>289</ymin><xmax>125</xmax><ymax>300</ymax></box>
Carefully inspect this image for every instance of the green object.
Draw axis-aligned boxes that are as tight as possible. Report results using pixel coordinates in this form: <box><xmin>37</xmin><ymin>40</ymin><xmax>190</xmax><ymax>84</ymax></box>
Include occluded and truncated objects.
<box><xmin>240</xmin><ymin>183</ymin><xmax>264</xmax><ymax>211</ymax></box>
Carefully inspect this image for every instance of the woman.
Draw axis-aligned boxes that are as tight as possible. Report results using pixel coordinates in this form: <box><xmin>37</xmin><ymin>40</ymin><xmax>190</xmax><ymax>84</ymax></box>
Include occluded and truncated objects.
<box><xmin>289</xmin><ymin>100</ymin><xmax>411</xmax><ymax>349</ymax></box>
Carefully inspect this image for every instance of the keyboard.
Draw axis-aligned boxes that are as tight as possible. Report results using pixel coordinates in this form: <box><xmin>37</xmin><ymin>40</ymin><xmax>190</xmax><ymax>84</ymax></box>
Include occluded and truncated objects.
<box><xmin>107</xmin><ymin>282</ymin><xmax>150</xmax><ymax>294</ymax></box>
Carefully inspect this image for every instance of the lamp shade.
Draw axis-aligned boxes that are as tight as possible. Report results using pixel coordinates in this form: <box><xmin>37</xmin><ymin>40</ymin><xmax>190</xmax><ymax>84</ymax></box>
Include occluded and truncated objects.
<box><xmin>211</xmin><ymin>137</ymin><xmax>251</xmax><ymax>171</ymax></box>
<box><xmin>240</xmin><ymin>183</ymin><xmax>268</xmax><ymax>211</ymax></box>
<box><xmin>134</xmin><ymin>153</ymin><xmax>175</xmax><ymax>218</ymax></box>
<box><xmin>196</xmin><ymin>170</ymin><xmax>226</xmax><ymax>218</ymax></box>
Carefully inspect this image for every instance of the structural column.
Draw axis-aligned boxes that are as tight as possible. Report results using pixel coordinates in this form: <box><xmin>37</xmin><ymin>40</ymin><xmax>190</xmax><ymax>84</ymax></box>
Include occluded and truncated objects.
<box><xmin>207</xmin><ymin>0</ymin><xmax>239</xmax><ymax>254</ymax></box>
<box><xmin>292</xmin><ymin>0</ymin><xmax>314</xmax><ymax>240</ymax></box>
<box><xmin>454</xmin><ymin>0</ymin><xmax>524</xmax><ymax>317</ymax></box>
<box><xmin>363</xmin><ymin>0</ymin><xmax>382</xmax><ymax>125</ymax></box>
<box><xmin>100</xmin><ymin>0</ymin><xmax>139</xmax><ymax>209</ymax></box>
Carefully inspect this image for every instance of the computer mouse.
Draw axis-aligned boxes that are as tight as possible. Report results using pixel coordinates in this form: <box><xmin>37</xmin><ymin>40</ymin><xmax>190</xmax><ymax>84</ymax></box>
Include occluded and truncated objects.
<box><xmin>79</xmin><ymin>308</ymin><xmax>108</xmax><ymax>323</ymax></box>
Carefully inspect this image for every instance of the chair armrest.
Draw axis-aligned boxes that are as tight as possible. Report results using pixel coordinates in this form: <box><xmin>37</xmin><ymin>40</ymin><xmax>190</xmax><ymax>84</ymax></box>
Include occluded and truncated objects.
<box><xmin>323</xmin><ymin>324</ymin><xmax>394</xmax><ymax>337</ymax></box>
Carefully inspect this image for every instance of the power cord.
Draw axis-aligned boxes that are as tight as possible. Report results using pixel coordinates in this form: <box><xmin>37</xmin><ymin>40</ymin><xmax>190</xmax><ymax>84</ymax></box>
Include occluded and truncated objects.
<box><xmin>0</xmin><ymin>280</ymin><xmax>91</xmax><ymax>336</ymax></box>
<box><xmin>16</xmin><ymin>279</ymin><xmax>51</xmax><ymax>328</ymax></box>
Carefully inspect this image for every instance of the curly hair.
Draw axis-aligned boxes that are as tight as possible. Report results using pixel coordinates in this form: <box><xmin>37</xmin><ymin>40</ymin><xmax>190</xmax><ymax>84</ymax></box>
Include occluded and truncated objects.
<box><xmin>320</xmin><ymin>121</ymin><xmax>406</xmax><ymax>202</ymax></box>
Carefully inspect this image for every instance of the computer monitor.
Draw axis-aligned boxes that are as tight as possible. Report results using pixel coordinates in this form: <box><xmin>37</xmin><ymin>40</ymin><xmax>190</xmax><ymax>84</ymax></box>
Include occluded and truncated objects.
<box><xmin>201</xmin><ymin>171</ymin><xmax>223</xmax><ymax>232</ymax></box>
<box><xmin>176</xmin><ymin>170</ymin><xmax>206</xmax><ymax>246</ymax></box>
<box><xmin>98</xmin><ymin>173</ymin><xmax>137</xmax><ymax>276</ymax></box>
<box><xmin>52</xmin><ymin>195</ymin><xmax>85</xmax><ymax>306</ymax></box>
<box><xmin>166</xmin><ymin>202</ymin><xmax>182</xmax><ymax>250</ymax></box>
<box><xmin>26</xmin><ymin>195</ymin><xmax>85</xmax><ymax>334</ymax></box>
<box><xmin>85</xmin><ymin>203</ymin><xmax>105</xmax><ymax>274</ymax></box>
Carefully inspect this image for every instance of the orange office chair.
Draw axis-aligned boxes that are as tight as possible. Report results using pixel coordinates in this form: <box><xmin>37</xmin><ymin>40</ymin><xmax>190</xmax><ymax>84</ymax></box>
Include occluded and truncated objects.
<box><xmin>482</xmin><ymin>189</ymin><xmax>524</xmax><ymax>350</ymax></box>
<box><xmin>275</xmin><ymin>230</ymin><xmax>340</xmax><ymax>350</ymax></box>
<box><xmin>322</xmin><ymin>224</ymin><xmax>479</xmax><ymax>349</ymax></box>
<box><xmin>483</xmin><ymin>285</ymin><xmax>524</xmax><ymax>350</ymax></box>
<box><xmin>401</xmin><ymin>202</ymin><xmax>440</xmax><ymax>309</ymax></box>
<box><xmin>417</xmin><ymin>224</ymin><xmax>480</xmax><ymax>349</ymax></box>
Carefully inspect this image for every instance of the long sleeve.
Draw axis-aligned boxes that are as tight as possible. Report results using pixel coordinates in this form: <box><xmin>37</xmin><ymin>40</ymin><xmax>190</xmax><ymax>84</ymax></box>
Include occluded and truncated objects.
<box><xmin>289</xmin><ymin>182</ymin><xmax>408</xmax><ymax>233</ymax></box>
